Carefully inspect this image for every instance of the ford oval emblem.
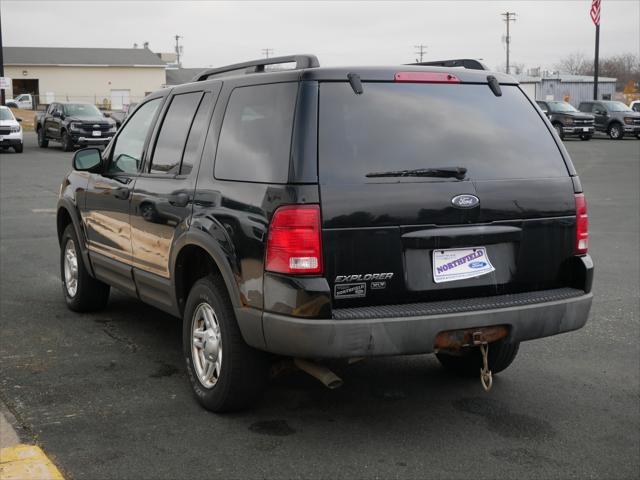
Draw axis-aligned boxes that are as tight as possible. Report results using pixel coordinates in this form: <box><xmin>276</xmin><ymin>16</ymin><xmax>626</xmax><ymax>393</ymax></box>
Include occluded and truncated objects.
<box><xmin>451</xmin><ymin>194</ymin><xmax>480</xmax><ymax>209</ymax></box>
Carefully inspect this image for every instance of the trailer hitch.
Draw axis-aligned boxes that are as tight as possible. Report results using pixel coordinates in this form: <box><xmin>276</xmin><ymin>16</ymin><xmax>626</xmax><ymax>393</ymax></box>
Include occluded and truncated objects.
<box><xmin>473</xmin><ymin>331</ymin><xmax>492</xmax><ymax>392</ymax></box>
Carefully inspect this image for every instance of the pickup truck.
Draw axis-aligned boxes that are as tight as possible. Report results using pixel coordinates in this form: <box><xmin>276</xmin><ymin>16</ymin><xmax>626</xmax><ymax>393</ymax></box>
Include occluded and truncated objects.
<box><xmin>6</xmin><ymin>93</ymin><xmax>34</xmax><ymax>110</ymax></box>
<box><xmin>36</xmin><ymin>102</ymin><xmax>117</xmax><ymax>151</ymax></box>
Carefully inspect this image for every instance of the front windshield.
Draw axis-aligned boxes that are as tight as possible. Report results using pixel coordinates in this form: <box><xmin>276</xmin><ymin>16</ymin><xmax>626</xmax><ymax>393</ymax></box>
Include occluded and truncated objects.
<box><xmin>605</xmin><ymin>101</ymin><xmax>632</xmax><ymax>112</ymax></box>
<box><xmin>549</xmin><ymin>102</ymin><xmax>578</xmax><ymax>113</ymax></box>
<box><xmin>63</xmin><ymin>104</ymin><xmax>103</xmax><ymax>118</ymax></box>
<box><xmin>0</xmin><ymin>108</ymin><xmax>15</xmax><ymax>121</ymax></box>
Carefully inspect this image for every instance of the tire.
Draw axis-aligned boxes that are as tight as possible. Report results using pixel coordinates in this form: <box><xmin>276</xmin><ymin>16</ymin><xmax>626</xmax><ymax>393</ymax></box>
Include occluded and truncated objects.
<box><xmin>37</xmin><ymin>127</ymin><xmax>48</xmax><ymax>148</ymax></box>
<box><xmin>183</xmin><ymin>275</ymin><xmax>268</xmax><ymax>412</ymax></box>
<box><xmin>14</xmin><ymin>143</ymin><xmax>24</xmax><ymax>153</ymax></box>
<box><xmin>580</xmin><ymin>134</ymin><xmax>592</xmax><ymax>141</ymax></box>
<box><xmin>608</xmin><ymin>123</ymin><xmax>623</xmax><ymax>140</ymax></box>
<box><xmin>61</xmin><ymin>130</ymin><xmax>74</xmax><ymax>152</ymax></box>
<box><xmin>436</xmin><ymin>340</ymin><xmax>520</xmax><ymax>377</ymax></box>
<box><xmin>553</xmin><ymin>123</ymin><xmax>564</xmax><ymax>140</ymax></box>
<box><xmin>60</xmin><ymin>224</ymin><xmax>110</xmax><ymax>312</ymax></box>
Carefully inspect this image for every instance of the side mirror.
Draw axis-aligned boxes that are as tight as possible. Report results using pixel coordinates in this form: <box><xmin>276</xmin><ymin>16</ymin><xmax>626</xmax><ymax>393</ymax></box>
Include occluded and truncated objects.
<box><xmin>52</xmin><ymin>111</ymin><xmax>61</xmax><ymax>118</ymax></box>
<box><xmin>73</xmin><ymin>148</ymin><xmax>103</xmax><ymax>172</ymax></box>
<box><xmin>16</xmin><ymin>118</ymin><xmax>23</xmax><ymax>123</ymax></box>
<box><xmin>103</xmin><ymin>112</ymin><xmax>111</xmax><ymax>118</ymax></box>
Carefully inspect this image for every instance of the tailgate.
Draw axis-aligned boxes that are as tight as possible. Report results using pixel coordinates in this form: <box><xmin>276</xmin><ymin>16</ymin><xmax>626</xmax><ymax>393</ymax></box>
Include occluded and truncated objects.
<box><xmin>318</xmin><ymin>80</ymin><xmax>576</xmax><ymax>308</ymax></box>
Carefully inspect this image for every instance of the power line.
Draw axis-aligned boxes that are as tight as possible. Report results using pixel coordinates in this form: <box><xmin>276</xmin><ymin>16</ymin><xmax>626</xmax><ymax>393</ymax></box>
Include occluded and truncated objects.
<box><xmin>261</xmin><ymin>48</ymin><xmax>274</xmax><ymax>59</ymax></box>
<box><xmin>501</xmin><ymin>12</ymin><xmax>516</xmax><ymax>74</ymax></box>
<box><xmin>414</xmin><ymin>44</ymin><xmax>427</xmax><ymax>63</ymax></box>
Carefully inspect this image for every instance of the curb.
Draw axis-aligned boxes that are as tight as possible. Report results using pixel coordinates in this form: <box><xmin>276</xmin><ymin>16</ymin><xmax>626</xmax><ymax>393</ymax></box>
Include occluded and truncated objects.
<box><xmin>0</xmin><ymin>444</ymin><xmax>65</xmax><ymax>480</ymax></box>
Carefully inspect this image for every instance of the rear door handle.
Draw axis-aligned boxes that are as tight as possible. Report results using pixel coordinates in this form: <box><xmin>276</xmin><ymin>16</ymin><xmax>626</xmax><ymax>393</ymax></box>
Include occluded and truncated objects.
<box><xmin>168</xmin><ymin>193</ymin><xmax>189</xmax><ymax>207</ymax></box>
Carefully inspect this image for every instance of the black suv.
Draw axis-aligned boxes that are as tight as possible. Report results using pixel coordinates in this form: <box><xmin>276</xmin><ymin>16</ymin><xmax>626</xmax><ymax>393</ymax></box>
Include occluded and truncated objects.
<box><xmin>57</xmin><ymin>55</ymin><xmax>594</xmax><ymax>412</ymax></box>
<box><xmin>577</xmin><ymin>100</ymin><xmax>640</xmax><ymax>139</ymax></box>
<box><xmin>536</xmin><ymin>100</ymin><xmax>595</xmax><ymax>140</ymax></box>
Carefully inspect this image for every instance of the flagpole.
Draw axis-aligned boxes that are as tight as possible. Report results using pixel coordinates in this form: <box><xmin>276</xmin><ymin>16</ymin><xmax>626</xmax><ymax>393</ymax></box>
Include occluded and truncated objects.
<box><xmin>593</xmin><ymin>22</ymin><xmax>600</xmax><ymax>100</ymax></box>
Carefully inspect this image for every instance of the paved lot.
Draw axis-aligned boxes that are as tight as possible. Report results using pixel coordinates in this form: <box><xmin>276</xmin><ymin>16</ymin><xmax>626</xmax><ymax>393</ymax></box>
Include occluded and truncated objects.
<box><xmin>1</xmin><ymin>133</ymin><xmax>639</xmax><ymax>479</ymax></box>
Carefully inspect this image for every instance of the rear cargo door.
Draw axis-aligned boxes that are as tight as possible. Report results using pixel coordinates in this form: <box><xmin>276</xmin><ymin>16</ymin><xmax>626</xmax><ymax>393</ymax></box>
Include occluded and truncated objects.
<box><xmin>318</xmin><ymin>81</ymin><xmax>576</xmax><ymax>308</ymax></box>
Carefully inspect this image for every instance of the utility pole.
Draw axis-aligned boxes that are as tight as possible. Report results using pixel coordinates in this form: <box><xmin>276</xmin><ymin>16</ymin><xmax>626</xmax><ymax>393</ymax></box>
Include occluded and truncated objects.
<box><xmin>501</xmin><ymin>11</ymin><xmax>516</xmax><ymax>74</ymax></box>
<box><xmin>174</xmin><ymin>34</ymin><xmax>183</xmax><ymax>67</ymax></box>
<box><xmin>261</xmin><ymin>48</ymin><xmax>274</xmax><ymax>59</ymax></box>
<box><xmin>414</xmin><ymin>44</ymin><xmax>427</xmax><ymax>63</ymax></box>
<box><xmin>0</xmin><ymin>5</ymin><xmax>5</xmax><ymax>106</ymax></box>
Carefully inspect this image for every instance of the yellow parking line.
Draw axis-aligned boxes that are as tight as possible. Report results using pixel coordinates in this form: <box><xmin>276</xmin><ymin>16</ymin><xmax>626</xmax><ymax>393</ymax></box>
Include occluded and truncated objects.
<box><xmin>0</xmin><ymin>444</ymin><xmax>64</xmax><ymax>480</ymax></box>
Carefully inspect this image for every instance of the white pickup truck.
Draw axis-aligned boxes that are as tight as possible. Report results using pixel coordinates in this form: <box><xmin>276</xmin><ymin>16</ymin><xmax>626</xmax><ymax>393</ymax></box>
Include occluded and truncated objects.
<box><xmin>6</xmin><ymin>93</ymin><xmax>34</xmax><ymax>110</ymax></box>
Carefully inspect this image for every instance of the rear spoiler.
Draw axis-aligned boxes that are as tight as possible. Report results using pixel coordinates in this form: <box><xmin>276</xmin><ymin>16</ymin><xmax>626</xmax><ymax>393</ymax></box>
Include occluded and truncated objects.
<box><xmin>410</xmin><ymin>59</ymin><xmax>488</xmax><ymax>71</ymax></box>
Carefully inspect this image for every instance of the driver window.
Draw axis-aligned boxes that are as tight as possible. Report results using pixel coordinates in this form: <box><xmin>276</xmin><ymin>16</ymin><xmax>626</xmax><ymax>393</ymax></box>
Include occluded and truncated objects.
<box><xmin>108</xmin><ymin>98</ymin><xmax>162</xmax><ymax>175</ymax></box>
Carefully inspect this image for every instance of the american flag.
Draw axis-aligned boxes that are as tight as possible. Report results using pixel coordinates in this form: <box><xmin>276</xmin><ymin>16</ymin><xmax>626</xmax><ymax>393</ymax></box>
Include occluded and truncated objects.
<box><xmin>590</xmin><ymin>0</ymin><xmax>601</xmax><ymax>26</ymax></box>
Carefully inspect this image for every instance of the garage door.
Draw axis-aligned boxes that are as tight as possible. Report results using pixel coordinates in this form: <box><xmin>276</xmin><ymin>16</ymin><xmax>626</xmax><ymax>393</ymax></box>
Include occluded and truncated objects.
<box><xmin>110</xmin><ymin>89</ymin><xmax>130</xmax><ymax>111</ymax></box>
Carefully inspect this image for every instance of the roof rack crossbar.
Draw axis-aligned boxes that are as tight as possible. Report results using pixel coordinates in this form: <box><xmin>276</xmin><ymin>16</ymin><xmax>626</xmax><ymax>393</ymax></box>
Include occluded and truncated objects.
<box><xmin>194</xmin><ymin>54</ymin><xmax>320</xmax><ymax>82</ymax></box>
<box><xmin>411</xmin><ymin>59</ymin><xmax>488</xmax><ymax>71</ymax></box>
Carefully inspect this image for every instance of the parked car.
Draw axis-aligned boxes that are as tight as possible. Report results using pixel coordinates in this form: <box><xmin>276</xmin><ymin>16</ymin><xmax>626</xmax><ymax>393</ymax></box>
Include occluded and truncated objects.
<box><xmin>536</xmin><ymin>100</ymin><xmax>595</xmax><ymax>140</ymax></box>
<box><xmin>35</xmin><ymin>102</ymin><xmax>117</xmax><ymax>151</ymax></box>
<box><xmin>57</xmin><ymin>55</ymin><xmax>593</xmax><ymax>412</ymax></box>
<box><xmin>0</xmin><ymin>106</ymin><xmax>24</xmax><ymax>153</ymax></box>
<box><xmin>578</xmin><ymin>100</ymin><xmax>640</xmax><ymax>139</ymax></box>
<box><xmin>629</xmin><ymin>100</ymin><xmax>640</xmax><ymax>113</ymax></box>
<box><xmin>6</xmin><ymin>93</ymin><xmax>34</xmax><ymax>110</ymax></box>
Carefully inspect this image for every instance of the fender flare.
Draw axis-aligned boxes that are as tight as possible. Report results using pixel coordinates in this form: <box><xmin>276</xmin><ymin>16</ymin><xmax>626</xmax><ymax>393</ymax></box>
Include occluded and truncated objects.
<box><xmin>57</xmin><ymin>198</ymin><xmax>95</xmax><ymax>277</ymax></box>
<box><xmin>170</xmin><ymin>229</ymin><xmax>243</xmax><ymax>309</ymax></box>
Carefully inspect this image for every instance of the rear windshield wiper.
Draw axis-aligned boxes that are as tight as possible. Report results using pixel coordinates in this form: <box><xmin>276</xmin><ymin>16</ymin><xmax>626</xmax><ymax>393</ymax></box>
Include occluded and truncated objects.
<box><xmin>366</xmin><ymin>166</ymin><xmax>467</xmax><ymax>179</ymax></box>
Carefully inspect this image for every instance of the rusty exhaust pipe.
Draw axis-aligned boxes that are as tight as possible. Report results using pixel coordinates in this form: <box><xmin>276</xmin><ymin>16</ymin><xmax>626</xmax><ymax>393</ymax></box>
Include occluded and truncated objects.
<box><xmin>294</xmin><ymin>359</ymin><xmax>344</xmax><ymax>389</ymax></box>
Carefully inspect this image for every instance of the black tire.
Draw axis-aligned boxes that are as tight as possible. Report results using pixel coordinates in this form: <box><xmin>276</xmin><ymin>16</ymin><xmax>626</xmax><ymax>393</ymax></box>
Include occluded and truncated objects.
<box><xmin>61</xmin><ymin>130</ymin><xmax>74</xmax><ymax>152</ymax></box>
<box><xmin>60</xmin><ymin>224</ymin><xmax>110</xmax><ymax>312</ymax></box>
<box><xmin>183</xmin><ymin>275</ymin><xmax>268</xmax><ymax>412</ymax></box>
<box><xmin>553</xmin><ymin>123</ymin><xmax>564</xmax><ymax>140</ymax></box>
<box><xmin>14</xmin><ymin>143</ymin><xmax>24</xmax><ymax>153</ymax></box>
<box><xmin>580</xmin><ymin>134</ymin><xmax>592</xmax><ymax>141</ymax></box>
<box><xmin>608</xmin><ymin>122</ymin><xmax>623</xmax><ymax>140</ymax></box>
<box><xmin>37</xmin><ymin>127</ymin><xmax>48</xmax><ymax>148</ymax></box>
<box><xmin>436</xmin><ymin>340</ymin><xmax>520</xmax><ymax>377</ymax></box>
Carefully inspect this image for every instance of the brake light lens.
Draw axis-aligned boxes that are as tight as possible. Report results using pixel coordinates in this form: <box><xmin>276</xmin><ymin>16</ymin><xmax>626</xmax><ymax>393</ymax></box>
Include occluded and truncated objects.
<box><xmin>265</xmin><ymin>205</ymin><xmax>322</xmax><ymax>275</ymax></box>
<box><xmin>394</xmin><ymin>72</ymin><xmax>460</xmax><ymax>83</ymax></box>
<box><xmin>575</xmin><ymin>193</ymin><xmax>588</xmax><ymax>254</ymax></box>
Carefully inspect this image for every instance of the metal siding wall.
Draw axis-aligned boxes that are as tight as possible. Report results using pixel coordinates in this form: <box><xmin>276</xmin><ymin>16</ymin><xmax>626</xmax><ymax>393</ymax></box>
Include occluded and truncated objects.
<box><xmin>538</xmin><ymin>79</ymin><xmax>616</xmax><ymax>106</ymax></box>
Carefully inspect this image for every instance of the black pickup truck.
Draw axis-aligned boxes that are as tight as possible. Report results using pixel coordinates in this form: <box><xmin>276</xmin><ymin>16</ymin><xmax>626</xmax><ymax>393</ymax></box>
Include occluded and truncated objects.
<box><xmin>36</xmin><ymin>102</ymin><xmax>117</xmax><ymax>151</ymax></box>
<box><xmin>536</xmin><ymin>100</ymin><xmax>595</xmax><ymax>140</ymax></box>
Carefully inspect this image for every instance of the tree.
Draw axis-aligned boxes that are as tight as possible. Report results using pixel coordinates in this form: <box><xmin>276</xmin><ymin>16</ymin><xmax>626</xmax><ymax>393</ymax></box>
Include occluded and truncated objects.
<box><xmin>554</xmin><ymin>52</ymin><xmax>592</xmax><ymax>75</ymax></box>
<box><xmin>555</xmin><ymin>52</ymin><xmax>640</xmax><ymax>90</ymax></box>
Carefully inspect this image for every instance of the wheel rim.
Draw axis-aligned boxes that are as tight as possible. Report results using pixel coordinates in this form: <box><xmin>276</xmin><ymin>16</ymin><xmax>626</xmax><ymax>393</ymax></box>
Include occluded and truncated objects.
<box><xmin>610</xmin><ymin>126</ymin><xmax>620</xmax><ymax>138</ymax></box>
<box><xmin>191</xmin><ymin>302</ymin><xmax>222</xmax><ymax>388</ymax></box>
<box><xmin>63</xmin><ymin>239</ymin><xmax>79</xmax><ymax>297</ymax></box>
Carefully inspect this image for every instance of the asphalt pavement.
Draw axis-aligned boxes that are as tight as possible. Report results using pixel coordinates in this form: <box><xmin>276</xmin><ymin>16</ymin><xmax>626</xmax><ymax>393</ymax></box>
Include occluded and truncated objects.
<box><xmin>1</xmin><ymin>132</ymin><xmax>639</xmax><ymax>479</ymax></box>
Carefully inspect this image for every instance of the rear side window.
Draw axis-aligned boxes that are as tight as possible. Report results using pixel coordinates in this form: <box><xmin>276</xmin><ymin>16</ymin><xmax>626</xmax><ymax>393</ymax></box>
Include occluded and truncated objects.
<box><xmin>215</xmin><ymin>83</ymin><xmax>298</xmax><ymax>183</ymax></box>
<box><xmin>319</xmin><ymin>83</ymin><xmax>568</xmax><ymax>184</ymax></box>
<box><xmin>150</xmin><ymin>92</ymin><xmax>204</xmax><ymax>175</ymax></box>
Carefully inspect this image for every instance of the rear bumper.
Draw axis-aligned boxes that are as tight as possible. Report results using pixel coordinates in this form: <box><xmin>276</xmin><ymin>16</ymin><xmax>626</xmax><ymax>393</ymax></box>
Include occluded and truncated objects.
<box><xmin>259</xmin><ymin>288</ymin><xmax>592</xmax><ymax>358</ymax></box>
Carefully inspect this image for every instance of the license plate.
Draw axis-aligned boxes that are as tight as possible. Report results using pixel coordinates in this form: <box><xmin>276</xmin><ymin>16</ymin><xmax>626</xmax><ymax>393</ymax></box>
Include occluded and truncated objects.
<box><xmin>433</xmin><ymin>247</ymin><xmax>495</xmax><ymax>284</ymax></box>
<box><xmin>583</xmin><ymin>127</ymin><xmax>590</xmax><ymax>132</ymax></box>
<box><xmin>92</xmin><ymin>130</ymin><xmax>101</xmax><ymax>137</ymax></box>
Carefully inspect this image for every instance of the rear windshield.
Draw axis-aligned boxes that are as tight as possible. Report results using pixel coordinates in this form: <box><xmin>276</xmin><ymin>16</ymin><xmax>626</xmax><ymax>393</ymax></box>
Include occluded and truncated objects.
<box><xmin>319</xmin><ymin>83</ymin><xmax>568</xmax><ymax>184</ymax></box>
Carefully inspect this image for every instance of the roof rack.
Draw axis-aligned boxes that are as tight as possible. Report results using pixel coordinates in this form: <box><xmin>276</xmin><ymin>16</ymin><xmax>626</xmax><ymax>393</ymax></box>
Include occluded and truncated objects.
<box><xmin>411</xmin><ymin>59</ymin><xmax>488</xmax><ymax>71</ymax></box>
<box><xmin>194</xmin><ymin>54</ymin><xmax>320</xmax><ymax>82</ymax></box>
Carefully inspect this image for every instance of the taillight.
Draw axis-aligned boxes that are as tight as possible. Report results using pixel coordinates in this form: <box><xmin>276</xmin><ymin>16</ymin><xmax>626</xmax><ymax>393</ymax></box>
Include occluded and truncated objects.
<box><xmin>265</xmin><ymin>205</ymin><xmax>323</xmax><ymax>275</ymax></box>
<box><xmin>575</xmin><ymin>193</ymin><xmax>588</xmax><ymax>254</ymax></box>
<box><xmin>394</xmin><ymin>72</ymin><xmax>460</xmax><ymax>83</ymax></box>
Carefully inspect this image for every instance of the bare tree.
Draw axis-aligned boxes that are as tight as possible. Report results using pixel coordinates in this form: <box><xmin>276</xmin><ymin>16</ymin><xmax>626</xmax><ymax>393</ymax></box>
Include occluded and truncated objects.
<box><xmin>554</xmin><ymin>52</ymin><xmax>592</xmax><ymax>75</ymax></box>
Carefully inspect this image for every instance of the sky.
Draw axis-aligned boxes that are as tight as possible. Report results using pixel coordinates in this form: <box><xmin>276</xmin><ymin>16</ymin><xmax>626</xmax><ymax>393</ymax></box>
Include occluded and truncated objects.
<box><xmin>2</xmin><ymin>0</ymin><xmax>639</xmax><ymax>72</ymax></box>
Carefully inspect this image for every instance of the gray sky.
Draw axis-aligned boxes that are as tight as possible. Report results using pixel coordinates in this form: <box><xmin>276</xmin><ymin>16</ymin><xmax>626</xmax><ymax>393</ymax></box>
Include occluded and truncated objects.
<box><xmin>2</xmin><ymin>0</ymin><xmax>639</xmax><ymax>71</ymax></box>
